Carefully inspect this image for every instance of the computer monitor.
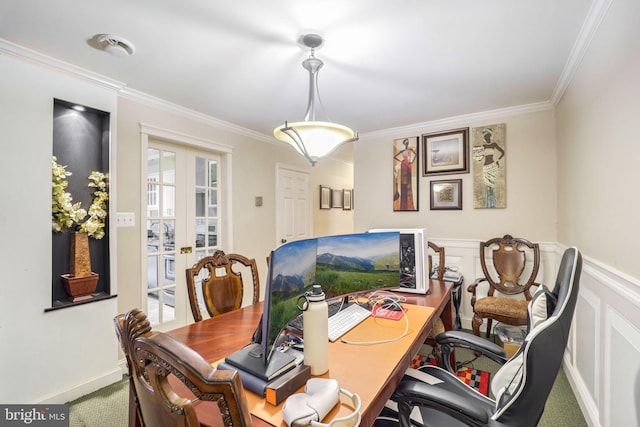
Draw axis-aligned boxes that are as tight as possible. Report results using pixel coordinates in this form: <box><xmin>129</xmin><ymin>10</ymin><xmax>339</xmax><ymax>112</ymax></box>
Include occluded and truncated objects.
<box><xmin>260</xmin><ymin>238</ymin><xmax>318</xmax><ymax>364</ymax></box>
<box><xmin>316</xmin><ymin>231</ymin><xmax>401</xmax><ymax>300</ymax></box>
<box><xmin>258</xmin><ymin>231</ymin><xmax>401</xmax><ymax>364</ymax></box>
<box><xmin>367</xmin><ymin>228</ymin><xmax>428</xmax><ymax>294</ymax></box>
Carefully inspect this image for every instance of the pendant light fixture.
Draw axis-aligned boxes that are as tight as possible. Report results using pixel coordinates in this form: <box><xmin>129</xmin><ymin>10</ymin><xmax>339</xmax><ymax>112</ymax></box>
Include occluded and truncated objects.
<box><xmin>274</xmin><ymin>34</ymin><xmax>358</xmax><ymax>166</ymax></box>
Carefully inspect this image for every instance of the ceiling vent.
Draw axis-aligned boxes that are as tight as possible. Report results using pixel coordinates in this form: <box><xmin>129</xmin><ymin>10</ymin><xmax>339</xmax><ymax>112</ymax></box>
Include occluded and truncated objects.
<box><xmin>96</xmin><ymin>34</ymin><xmax>135</xmax><ymax>57</ymax></box>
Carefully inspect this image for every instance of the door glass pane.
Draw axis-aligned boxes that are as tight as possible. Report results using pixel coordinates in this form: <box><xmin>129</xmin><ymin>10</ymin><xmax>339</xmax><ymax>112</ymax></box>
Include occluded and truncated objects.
<box><xmin>147</xmin><ymin>291</ymin><xmax>160</xmax><ymax>324</ymax></box>
<box><xmin>164</xmin><ymin>220</ymin><xmax>175</xmax><ymax>252</ymax></box>
<box><xmin>147</xmin><ymin>184</ymin><xmax>159</xmax><ymax>217</ymax></box>
<box><xmin>163</xmin><ymin>151</ymin><xmax>176</xmax><ymax>184</ymax></box>
<box><xmin>147</xmin><ymin>220</ymin><xmax>160</xmax><ymax>252</ymax></box>
<box><xmin>208</xmin><ymin>190</ymin><xmax>217</xmax><ymax>217</ymax></box>
<box><xmin>195</xmin><ymin>188</ymin><xmax>206</xmax><ymax>217</ymax></box>
<box><xmin>148</xmin><ymin>148</ymin><xmax>159</xmax><ymax>180</ymax></box>
<box><xmin>195</xmin><ymin>219</ymin><xmax>206</xmax><ymax>248</ymax></box>
<box><xmin>163</xmin><ymin>185</ymin><xmax>175</xmax><ymax>217</ymax></box>
<box><xmin>147</xmin><ymin>256</ymin><xmax>158</xmax><ymax>290</ymax></box>
<box><xmin>195</xmin><ymin>157</ymin><xmax>205</xmax><ymax>187</ymax></box>
<box><xmin>209</xmin><ymin>160</ymin><xmax>217</xmax><ymax>187</ymax></box>
<box><xmin>208</xmin><ymin>220</ymin><xmax>217</xmax><ymax>247</ymax></box>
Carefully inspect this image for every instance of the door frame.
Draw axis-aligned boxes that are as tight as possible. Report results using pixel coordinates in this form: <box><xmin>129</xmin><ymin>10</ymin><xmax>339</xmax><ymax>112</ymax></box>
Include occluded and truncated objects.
<box><xmin>139</xmin><ymin>123</ymin><xmax>234</xmax><ymax>328</ymax></box>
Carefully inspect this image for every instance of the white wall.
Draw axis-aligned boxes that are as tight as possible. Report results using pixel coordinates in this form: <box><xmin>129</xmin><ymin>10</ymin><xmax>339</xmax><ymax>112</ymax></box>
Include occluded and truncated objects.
<box><xmin>555</xmin><ymin>0</ymin><xmax>640</xmax><ymax>425</ymax></box>
<box><xmin>0</xmin><ymin>52</ymin><xmax>121</xmax><ymax>403</ymax></box>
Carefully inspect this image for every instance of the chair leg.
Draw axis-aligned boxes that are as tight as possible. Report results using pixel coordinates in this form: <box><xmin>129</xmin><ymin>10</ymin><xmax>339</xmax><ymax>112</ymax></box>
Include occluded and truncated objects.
<box><xmin>485</xmin><ymin>318</ymin><xmax>493</xmax><ymax>339</ymax></box>
<box><xmin>471</xmin><ymin>313</ymin><xmax>483</xmax><ymax>337</ymax></box>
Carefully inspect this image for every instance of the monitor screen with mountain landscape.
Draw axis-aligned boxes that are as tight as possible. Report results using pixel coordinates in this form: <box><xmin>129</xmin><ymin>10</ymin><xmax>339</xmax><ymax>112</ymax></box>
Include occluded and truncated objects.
<box><xmin>263</xmin><ymin>232</ymin><xmax>400</xmax><ymax>362</ymax></box>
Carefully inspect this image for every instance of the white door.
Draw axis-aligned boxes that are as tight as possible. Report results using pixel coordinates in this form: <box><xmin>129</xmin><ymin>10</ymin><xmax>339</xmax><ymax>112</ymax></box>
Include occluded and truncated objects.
<box><xmin>276</xmin><ymin>166</ymin><xmax>312</xmax><ymax>246</ymax></box>
<box><xmin>144</xmin><ymin>140</ymin><xmax>221</xmax><ymax>330</ymax></box>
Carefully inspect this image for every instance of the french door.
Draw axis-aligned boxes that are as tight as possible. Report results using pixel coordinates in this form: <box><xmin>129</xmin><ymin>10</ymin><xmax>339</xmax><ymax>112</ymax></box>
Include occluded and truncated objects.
<box><xmin>144</xmin><ymin>139</ymin><xmax>221</xmax><ymax>330</ymax></box>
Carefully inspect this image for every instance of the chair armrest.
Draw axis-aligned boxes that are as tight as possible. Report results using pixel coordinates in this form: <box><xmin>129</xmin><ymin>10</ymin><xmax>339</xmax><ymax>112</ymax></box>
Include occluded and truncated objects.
<box><xmin>467</xmin><ymin>278</ymin><xmax>487</xmax><ymax>309</ymax></box>
<box><xmin>436</xmin><ymin>330</ymin><xmax>508</xmax><ymax>372</ymax></box>
<box><xmin>393</xmin><ymin>378</ymin><xmax>493</xmax><ymax>426</ymax></box>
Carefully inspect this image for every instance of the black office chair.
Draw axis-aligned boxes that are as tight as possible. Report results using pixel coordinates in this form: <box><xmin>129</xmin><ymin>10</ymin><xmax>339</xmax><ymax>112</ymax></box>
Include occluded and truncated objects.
<box><xmin>375</xmin><ymin>247</ymin><xmax>582</xmax><ymax>427</ymax></box>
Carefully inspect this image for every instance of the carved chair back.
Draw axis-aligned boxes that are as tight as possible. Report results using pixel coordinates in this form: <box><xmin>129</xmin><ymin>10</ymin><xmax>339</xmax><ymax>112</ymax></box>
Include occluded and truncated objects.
<box><xmin>115</xmin><ymin>308</ymin><xmax>253</xmax><ymax>427</ymax></box>
<box><xmin>427</xmin><ymin>242</ymin><xmax>445</xmax><ymax>281</ymax></box>
<box><xmin>479</xmin><ymin>234</ymin><xmax>540</xmax><ymax>298</ymax></box>
<box><xmin>186</xmin><ymin>250</ymin><xmax>260</xmax><ymax>322</ymax></box>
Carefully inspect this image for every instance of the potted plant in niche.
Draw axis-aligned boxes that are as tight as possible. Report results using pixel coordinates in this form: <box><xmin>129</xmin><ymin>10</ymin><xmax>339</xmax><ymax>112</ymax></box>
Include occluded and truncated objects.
<box><xmin>52</xmin><ymin>156</ymin><xmax>108</xmax><ymax>302</ymax></box>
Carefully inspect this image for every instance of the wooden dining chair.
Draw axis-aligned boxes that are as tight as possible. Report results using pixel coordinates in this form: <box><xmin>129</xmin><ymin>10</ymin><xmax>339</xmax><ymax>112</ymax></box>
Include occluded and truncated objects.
<box><xmin>186</xmin><ymin>250</ymin><xmax>260</xmax><ymax>322</ymax></box>
<box><xmin>468</xmin><ymin>234</ymin><xmax>541</xmax><ymax>338</ymax></box>
<box><xmin>114</xmin><ymin>308</ymin><xmax>253</xmax><ymax>427</ymax></box>
<box><xmin>427</xmin><ymin>241</ymin><xmax>445</xmax><ymax>282</ymax></box>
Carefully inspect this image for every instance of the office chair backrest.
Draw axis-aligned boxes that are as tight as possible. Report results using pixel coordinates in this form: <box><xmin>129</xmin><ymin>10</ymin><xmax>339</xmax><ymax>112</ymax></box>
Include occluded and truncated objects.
<box><xmin>116</xmin><ymin>308</ymin><xmax>253</xmax><ymax>427</ymax></box>
<box><xmin>492</xmin><ymin>247</ymin><xmax>582</xmax><ymax>426</ymax></box>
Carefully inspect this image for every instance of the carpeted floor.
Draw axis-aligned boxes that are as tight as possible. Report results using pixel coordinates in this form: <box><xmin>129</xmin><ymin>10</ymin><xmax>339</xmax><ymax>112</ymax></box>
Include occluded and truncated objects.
<box><xmin>68</xmin><ymin>345</ymin><xmax>588</xmax><ymax>426</ymax></box>
<box><xmin>68</xmin><ymin>376</ymin><xmax>128</xmax><ymax>427</ymax></box>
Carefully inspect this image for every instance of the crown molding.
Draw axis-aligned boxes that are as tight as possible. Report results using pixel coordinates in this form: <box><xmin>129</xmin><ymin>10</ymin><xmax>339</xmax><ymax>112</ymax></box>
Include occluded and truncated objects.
<box><xmin>360</xmin><ymin>101</ymin><xmax>554</xmax><ymax>141</ymax></box>
<box><xmin>550</xmin><ymin>0</ymin><xmax>614</xmax><ymax>105</ymax></box>
<box><xmin>119</xmin><ymin>87</ymin><xmax>273</xmax><ymax>144</ymax></box>
<box><xmin>0</xmin><ymin>38</ymin><xmax>125</xmax><ymax>92</ymax></box>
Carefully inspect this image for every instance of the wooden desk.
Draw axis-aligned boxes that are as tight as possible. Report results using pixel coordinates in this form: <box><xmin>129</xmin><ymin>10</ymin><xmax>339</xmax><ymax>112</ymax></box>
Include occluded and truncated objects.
<box><xmin>167</xmin><ymin>280</ymin><xmax>452</xmax><ymax>426</ymax></box>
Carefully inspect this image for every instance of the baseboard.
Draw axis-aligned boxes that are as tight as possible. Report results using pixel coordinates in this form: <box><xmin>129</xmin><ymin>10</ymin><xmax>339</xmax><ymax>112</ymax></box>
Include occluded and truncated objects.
<box><xmin>36</xmin><ymin>367</ymin><xmax>123</xmax><ymax>404</ymax></box>
<box><xmin>562</xmin><ymin>355</ymin><xmax>600</xmax><ymax>427</ymax></box>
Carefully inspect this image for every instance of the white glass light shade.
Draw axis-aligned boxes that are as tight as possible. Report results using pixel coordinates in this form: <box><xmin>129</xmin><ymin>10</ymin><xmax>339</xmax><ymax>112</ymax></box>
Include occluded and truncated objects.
<box><xmin>274</xmin><ymin>121</ymin><xmax>357</xmax><ymax>165</ymax></box>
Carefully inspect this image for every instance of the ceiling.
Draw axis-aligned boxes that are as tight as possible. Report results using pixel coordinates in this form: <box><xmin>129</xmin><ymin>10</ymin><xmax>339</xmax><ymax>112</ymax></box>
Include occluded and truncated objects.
<box><xmin>1</xmin><ymin>1</ymin><xmax>595</xmax><ymax>142</ymax></box>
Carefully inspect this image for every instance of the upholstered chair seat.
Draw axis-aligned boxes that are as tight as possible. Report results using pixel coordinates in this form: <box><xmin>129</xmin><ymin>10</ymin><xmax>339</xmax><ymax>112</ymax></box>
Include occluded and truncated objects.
<box><xmin>473</xmin><ymin>296</ymin><xmax>529</xmax><ymax>326</ymax></box>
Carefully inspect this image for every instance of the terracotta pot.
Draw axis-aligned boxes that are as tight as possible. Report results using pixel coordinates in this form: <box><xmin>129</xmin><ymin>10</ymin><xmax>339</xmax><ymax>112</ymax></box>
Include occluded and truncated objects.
<box><xmin>61</xmin><ymin>272</ymin><xmax>99</xmax><ymax>302</ymax></box>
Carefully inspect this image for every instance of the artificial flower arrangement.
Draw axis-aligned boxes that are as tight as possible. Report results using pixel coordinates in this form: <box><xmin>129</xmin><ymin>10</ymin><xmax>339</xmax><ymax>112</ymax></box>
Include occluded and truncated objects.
<box><xmin>51</xmin><ymin>156</ymin><xmax>109</xmax><ymax>239</ymax></box>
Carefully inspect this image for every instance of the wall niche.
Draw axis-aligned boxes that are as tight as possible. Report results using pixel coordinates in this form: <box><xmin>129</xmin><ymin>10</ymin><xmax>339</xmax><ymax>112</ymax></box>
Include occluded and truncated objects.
<box><xmin>49</xmin><ymin>99</ymin><xmax>113</xmax><ymax>310</ymax></box>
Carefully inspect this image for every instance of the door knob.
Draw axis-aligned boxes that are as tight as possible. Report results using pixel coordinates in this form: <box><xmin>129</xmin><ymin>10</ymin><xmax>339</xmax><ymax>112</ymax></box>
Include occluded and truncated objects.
<box><xmin>281</xmin><ymin>238</ymin><xmax>287</xmax><ymax>244</ymax></box>
<box><xmin>180</xmin><ymin>246</ymin><xmax>193</xmax><ymax>254</ymax></box>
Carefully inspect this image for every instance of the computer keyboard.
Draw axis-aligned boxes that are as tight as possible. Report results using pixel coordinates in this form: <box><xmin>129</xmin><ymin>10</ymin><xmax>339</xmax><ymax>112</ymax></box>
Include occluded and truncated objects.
<box><xmin>288</xmin><ymin>299</ymin><xmax>368</xmax><ymax>334</ymax></box>
<box><xmin>327</xmin><ymin>303</ymin><xmax>371</xmax><ymax>342</ymax></box>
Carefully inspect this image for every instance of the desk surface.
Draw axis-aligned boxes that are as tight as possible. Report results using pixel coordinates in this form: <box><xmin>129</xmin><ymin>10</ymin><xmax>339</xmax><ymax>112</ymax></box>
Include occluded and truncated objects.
<box><xmin>167</xmin><ymin>280</ymin><xmax>452</xmax><ymax>426</ymax></box>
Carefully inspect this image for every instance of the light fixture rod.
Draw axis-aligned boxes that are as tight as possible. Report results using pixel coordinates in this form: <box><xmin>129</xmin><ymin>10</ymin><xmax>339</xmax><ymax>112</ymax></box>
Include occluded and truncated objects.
<box><xmin>303</xmin><ymin>52</ymin><xmax>323</xmax><ymax>122</ymax></box>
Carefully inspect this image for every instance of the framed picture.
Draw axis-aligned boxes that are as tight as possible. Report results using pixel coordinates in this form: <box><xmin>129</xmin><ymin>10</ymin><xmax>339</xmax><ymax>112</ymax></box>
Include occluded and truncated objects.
<box><xmin>393</xmin><ymin>137</ymin><xmax>419</xmax><ymax>211</ymax></box>
<box><xmin>343</xmin><ymin>189</ymin><xmax>353</xmax><ymax>210</ymax></box>
<box><xmin>331</xmin><ymin>189</ymin><xmax>343</xmax><ymax>208</ymax></box>
<box><xmin>430</xmin><ymin>179</ymin><xmax>462</xmax><ymax>210</ymax></box>
<box><xmin>472</xmin><ymin>123</ymin><xmax>506</xmax><ymax>208</ymax></box>
<box><xmin>320</xmin><ymin>185</ymin><xmax>331</xmax><ymax>209</ymax></box>
<box><xmin>422</xmin><ymin>128</ymin><xmax>469</xmax><ymax>176</ymax></box>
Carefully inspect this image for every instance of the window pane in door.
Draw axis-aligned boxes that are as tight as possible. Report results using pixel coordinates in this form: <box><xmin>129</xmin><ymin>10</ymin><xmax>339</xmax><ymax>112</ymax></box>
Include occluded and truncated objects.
<box><xmin>148</xmin><ymin>148</ymin><xmax>159</xmax><ymax>180</ymax></box>
<box><xmin>209</xmin><ymin>160</ymin><xmax>217</xmax><ymax>187</ymax></box>
<box><xmin>163</xmin><ymin>185</ymin><xmax>175</xmax><ymax>217</ymax></box>
<box><xmin>208</xmin><ymin>190</ymin><xmax>217</xmax><ymax>217</ymax></box>
<box><xmin>147</xmin><ymin>256</ymin><xmax>158</xmax><ymax>290</ymax></box>
<box><xmin>147</xmin><ymin>184</ymin><xmax>159</xmax><ymax>217</ymax></box>
<box><xmin>195</xmin><ymin>188</ymin><xmax>205</xmax><ymax>217</ymax></box>
<box><xmin>163</xmin><ymin>151</ymin><xmax>176</xmax><ymax>184</ymax></box>
<box><xmin>195</xmin><ymin>218</ymin><xmax>206</xmax><ymax>248</ymax></box>
<box><xmin>163</xmin><ymin>220</ymin><xmax>175</xmax><ymax>252</ymax></box>
<box><xmin>195</xmin><ymin>157</ymin><xmax>205</xmax><ymax>187</ymax></box>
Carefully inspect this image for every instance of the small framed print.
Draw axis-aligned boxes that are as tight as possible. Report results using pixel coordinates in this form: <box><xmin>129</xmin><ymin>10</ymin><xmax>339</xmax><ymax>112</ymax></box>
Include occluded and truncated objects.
<box><xmin>422</xmin><ymin>128</ymin><xmax>469</xmax><ymax>176</ymax></box>
<box><xmin>320</xmin><ymin>185</ymin><xmax>331</xmax><ymax>209</ymax></box>
<box><xmin>430</xmin><ymin>179</ymin><xmax>462</xmax><ymax>210</ymax></box>
<box><xmin>331</xmin><ymin>189</ymin><xmax>343</xmax><ymax>208</ymax></box>
<box><xmin>343</xmin><ymin>189</ymin><xmax>353</xmax><ymax>210</ymax></box>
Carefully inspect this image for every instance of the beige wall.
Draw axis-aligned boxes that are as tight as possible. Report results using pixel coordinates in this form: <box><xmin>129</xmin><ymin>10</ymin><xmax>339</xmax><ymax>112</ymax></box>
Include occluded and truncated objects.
<box><xmin>353</xmin><ymin>109</ymin><xmax>558</xmax><ymax>243</ymax></box>
<box><xmin>115</xmin><ymin>97</ymin><xmax>354</xmax><ymax>313</ymax></box>
<box><xmin>556</xmin><ymin>0</ymin><xmax>640</xmax><ymax>278</ymax></box>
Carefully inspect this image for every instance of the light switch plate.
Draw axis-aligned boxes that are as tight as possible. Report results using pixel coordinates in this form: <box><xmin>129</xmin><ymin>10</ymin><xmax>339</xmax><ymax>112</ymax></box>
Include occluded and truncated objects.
<box><xmin>116</xmin><ymin>212</ymin><xmax>135</xmax><ymax>227</ymax></box>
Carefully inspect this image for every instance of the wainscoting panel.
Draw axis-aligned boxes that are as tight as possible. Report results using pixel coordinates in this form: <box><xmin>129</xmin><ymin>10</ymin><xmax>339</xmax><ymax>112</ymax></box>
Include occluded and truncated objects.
<box><xmin>605</xmin><ymin>309</ymin><xmax>640</xmax><ymax>427</ymax></box>
<box><xmin>432</xmin><ymin>240</ymin><xmax>640</xmax><ymax>427</ymax></box>
<box><xmin>575</xmin><ymin>285</ymin><xmax>600</xmax><ymax>405</ymax></box>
